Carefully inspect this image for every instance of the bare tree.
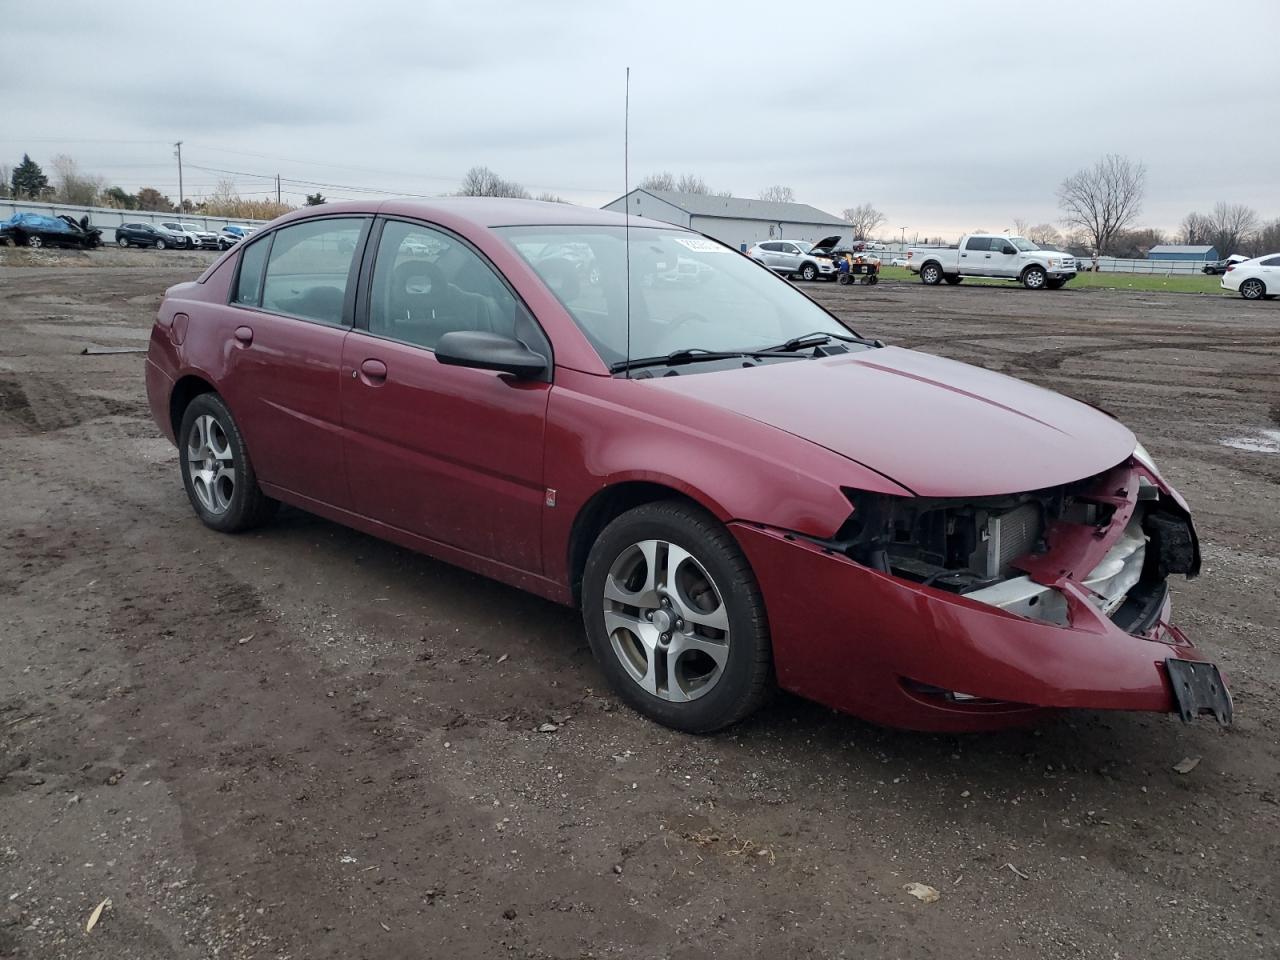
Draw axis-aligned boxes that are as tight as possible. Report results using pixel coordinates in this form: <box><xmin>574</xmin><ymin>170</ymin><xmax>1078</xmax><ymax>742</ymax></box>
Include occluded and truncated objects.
<box><xmin>1056</xmin><ymin>154</ymin><xmax>1145</xmax><ymax>255</ymax></box>
<box><xmin>675</xmin><ymin>173</ymin><xmax>712</xmax><ymax>195</ymax></box>
<box><xmin>1207</xmin><ymin>202</ymin><xmax>1258</xmax><ymax>258</ymax></box>
<box><xmin>1245</xmin><ymin>218</ymin><xmax>1280</xmax><ymax>258</ymax></box>
<box><xmin>1178</xmin><ymin>211</ymin><xmax>1214</xmax><ymax>246</ymax></box>
<box><xmin>841</xmin><ymin>203</ymin><xmax>887</xmax><ymax>240</ymax></box>
<box><xmin>1012</xmin><ymin>218</ymin><xmax>1031</xmax><ymax>236</ymax></box>
<box><xmin>1026</xmin><ymin>224</ymin><xmax>1064</xmax><ymax>248</ymax></box>
<box><xmin>638</xmin><ymin>171</ymin><xmax>676</xmax><ymax>191</ymax></box>
<box><xmin>50</xmin><ymin>154</ymin><xmax>104</xmax><ymax>206</ymax></box>
<box><xmin>758</xmin><ymin>185</ymin><xmax>795</xmax><ymax>203</ymax></box>
<box><xmin>534</xmin><ymin>191</ymin><xmax>568</xmax><ymax>203</ymax></box>
<box><xmin>457</xmin><ymin>165</ymin><xmax>531</xmax><ymax>199</ymax></box>
<box><xmin>636</xmin><ymin>171</ymin><xmax>721</xmax><ymax>195</ymax></box>
<box><xmin>1110</xmin><ymin>227</ymin><xmax>1166</xmax><ymax>258</ymax></box>
<box><xmin>0</xmin><ymin>164</ymin><xmax>10</xmax><ymax>199</ymax></box>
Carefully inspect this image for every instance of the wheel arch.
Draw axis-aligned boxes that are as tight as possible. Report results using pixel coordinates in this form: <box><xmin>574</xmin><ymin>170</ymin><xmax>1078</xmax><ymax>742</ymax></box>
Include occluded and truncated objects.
<box><xmin>169</xmin><ymin>373</ymin><xmax>219</xmax><ymax>438</ymax></box>
<box><xmin>567</xmin><ymin>480</ymin><xmax>727</xmax><ymax>607</ymax></box>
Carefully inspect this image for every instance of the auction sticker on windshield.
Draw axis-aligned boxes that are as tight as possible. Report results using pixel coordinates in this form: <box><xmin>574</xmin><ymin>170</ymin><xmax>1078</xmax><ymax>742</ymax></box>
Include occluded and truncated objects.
<box><xmin>673</xmin><ymin>237</ymin><xmax>727</xmax><ymax>253</ymax></box>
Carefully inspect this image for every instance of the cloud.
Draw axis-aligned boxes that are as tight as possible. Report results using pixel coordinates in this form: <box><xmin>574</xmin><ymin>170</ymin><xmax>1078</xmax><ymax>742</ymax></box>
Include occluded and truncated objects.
<box><xmin>4</xmin><ymin>0</ymin><xmax>1277</xmax><ymax>234</ymax></box>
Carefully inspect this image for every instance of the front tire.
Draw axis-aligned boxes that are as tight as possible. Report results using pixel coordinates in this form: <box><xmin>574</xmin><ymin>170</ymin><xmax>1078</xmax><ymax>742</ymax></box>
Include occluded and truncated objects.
<box><xmin>800</xmin><ymin>262</ymin><xmax>818</xmax><ymax>281</ymax></box>
<box><xmin>582</xmin><ymin>501</ymin><xmax>772</xmax><ymax>733</ymax></box>
<box><xmin>920</xmin><ymin>262</ymin><xmax>943</xmax><ymax>285</ymax></box>
<box><xmin>1046</xmin><ymin>278</ymin><xmax>1066</xmax><ymax>290</ymax></box>
<box><xmin>117</xmin><ymin>235</ymin><xmax>129</xmax><ymax>248</ymax></box>
<box><xmin>155</xmin><ymin>239</ymin><xmax>167</xmax><ymax>250</ymax></box>
<box><xmin>178</xmin><ymin>393</ymin><xmax>278</xmax><ymax>533</ymax></box>
<box><xmin>1240</xmin><ymin>278</ymin><xmax>1266</xmax><ymax>300</ymax></box>
<box><xmin>1022</xmin><ymin>266</ymin><xmax>1047</xmax><ymax>289</ymax></box>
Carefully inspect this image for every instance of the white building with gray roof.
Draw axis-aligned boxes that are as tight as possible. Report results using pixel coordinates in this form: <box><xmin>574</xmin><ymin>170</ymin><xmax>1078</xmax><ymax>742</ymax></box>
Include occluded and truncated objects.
<box><xmin>602</xmin><ymin>189</ymin><xmax>848</xmax><ymax>251</ymax></box>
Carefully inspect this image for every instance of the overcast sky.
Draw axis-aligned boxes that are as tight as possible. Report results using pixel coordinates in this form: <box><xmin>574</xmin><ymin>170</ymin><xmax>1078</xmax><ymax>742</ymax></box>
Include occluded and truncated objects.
<box><xmin>4</xmin><ymin>1</ymin><xmax>1277</xmax><ymax>239</ymax></box>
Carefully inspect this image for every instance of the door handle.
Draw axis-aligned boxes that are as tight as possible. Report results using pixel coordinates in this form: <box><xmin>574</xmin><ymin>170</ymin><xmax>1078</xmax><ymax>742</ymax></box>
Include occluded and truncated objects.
<box><xmin>984</xmin><ymin>254</ymin><xmax>992</xmax><ymax>259</ymax></box>
<box><xmin>358</xmin><ymin>358</ymin><xmax>388</xmax><ymax>385</ymax></box>
<box><xmin>234</xmin><ymin>325</ymin><xmax>253</xmax><ymax>346</ymax></box>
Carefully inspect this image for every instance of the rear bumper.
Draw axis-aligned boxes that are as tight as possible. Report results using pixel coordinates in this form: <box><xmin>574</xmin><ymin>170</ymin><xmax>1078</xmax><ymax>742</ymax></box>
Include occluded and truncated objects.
<box><xmin>731</xmin><ymin>521</ymin><xmax>1219</xmax><ymax>732</ymax></box>
<box><xmin>145</xmin><ymin>355</ymin><xmax>176</xmax><ymax>444</ymax></box>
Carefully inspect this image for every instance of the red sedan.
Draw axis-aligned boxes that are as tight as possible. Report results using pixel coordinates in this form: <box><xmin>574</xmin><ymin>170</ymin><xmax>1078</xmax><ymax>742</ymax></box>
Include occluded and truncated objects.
<box><xmin>144</xmin><ymin>199</ymin><xmax>1231</xmax><ymax>733</ymax></box>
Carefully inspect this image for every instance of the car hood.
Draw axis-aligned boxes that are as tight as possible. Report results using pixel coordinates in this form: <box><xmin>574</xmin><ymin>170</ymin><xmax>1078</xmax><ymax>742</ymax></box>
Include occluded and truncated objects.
<box><xmin>808</xmin><ymin>235</ymin><xmax>844</xmax><ymax>253</ymax></box>
<box><xmin>645</xmin><ymin>346</ymin><xmax>1136</xmax><ymax>497</ymax></box>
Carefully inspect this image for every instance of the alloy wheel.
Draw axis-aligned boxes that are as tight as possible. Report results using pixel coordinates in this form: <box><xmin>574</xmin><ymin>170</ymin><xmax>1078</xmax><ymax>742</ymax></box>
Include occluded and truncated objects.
<box><xmin>27</xmin><ymin>236</ymin><xmax>42</xmax><ymax>249</ymax></box>
<box><xmin>186</xmin><ymin>414</ymin><xmax>235</xmax><ymax>514</ymax></box>
<box><xmin>602</xmin><ymin>539</ymin><xmax>730</xmax><ymax>702</ymax></box>
<box><xmin>1242</xmin><ymin>279</ymin><xmax>1264</xmax><ymax>300</ymax></box>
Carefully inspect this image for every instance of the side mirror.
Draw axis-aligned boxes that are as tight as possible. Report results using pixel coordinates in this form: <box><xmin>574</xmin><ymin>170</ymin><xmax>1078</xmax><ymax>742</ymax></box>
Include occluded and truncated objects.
<box><xmin>1003</xmin><ymin>245</ymin><xmax>1017</xmax><ymax>255</ymax></box>
<box><xmin>436</xmin><ymin>330</ymin><xmax>548</xmax><ymax>380</ymax></box>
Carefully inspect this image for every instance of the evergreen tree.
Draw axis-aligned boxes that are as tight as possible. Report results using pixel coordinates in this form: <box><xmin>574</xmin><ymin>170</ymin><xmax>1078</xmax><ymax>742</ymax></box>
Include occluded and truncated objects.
<box><xmin>11</xmin><ymin>154</ymin><xmax>49</xmax><ymax>199</ymax></box>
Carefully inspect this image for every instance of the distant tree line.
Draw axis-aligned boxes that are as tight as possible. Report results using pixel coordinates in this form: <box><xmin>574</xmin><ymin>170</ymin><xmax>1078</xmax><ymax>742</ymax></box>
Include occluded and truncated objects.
<box><xmin>1</xmin><ymin>152</ymin><xmax>292</xmax><ymax>219</ymax></box>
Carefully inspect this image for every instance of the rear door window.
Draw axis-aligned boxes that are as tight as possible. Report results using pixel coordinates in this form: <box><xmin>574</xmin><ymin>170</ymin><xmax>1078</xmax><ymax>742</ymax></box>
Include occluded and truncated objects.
<box><xmin>1261</xmin><ymin>257</ymin><xmax>1280</xmax><ymax>268</ymax></box>
<box><xmin>965</xmin><ymin>237</ymin><xmax>993</xmax><ymax>251</ymax></box>
<box><xmin>260</xmin><ymin>218</ymin><xmax>367</xmax><ymax>326</ymax></box>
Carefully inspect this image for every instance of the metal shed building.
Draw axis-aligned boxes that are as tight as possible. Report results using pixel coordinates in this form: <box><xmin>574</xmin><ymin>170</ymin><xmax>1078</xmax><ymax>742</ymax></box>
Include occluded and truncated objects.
<box><xmin>1147</xmin><ymin>244</ymin><xmax>1219</xmax><ymax>261</ymax></box>
<box><xmin>602</xmin><ymin>189</ymin><xmax>847</xmax><ymax>250</ymax></box>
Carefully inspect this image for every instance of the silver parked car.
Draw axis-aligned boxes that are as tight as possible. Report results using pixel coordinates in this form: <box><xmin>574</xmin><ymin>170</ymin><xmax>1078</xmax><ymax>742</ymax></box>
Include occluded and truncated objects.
<box><xmin>161</xmin><ymin>221</ymin><xmax>221</xmax><ymax>250</ymax></box>
<box><xmin>746</xmin><ymin>237</ymin><xmax>839</xmax><ymax>281</ymax></box>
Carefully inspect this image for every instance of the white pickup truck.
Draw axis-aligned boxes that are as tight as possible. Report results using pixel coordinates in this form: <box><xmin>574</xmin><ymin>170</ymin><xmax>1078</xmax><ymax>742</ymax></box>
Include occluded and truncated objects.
<box><xmin>906</xmin><ymin>234</ymin><xmax>1077</xmax><ymax>290</ymax></box>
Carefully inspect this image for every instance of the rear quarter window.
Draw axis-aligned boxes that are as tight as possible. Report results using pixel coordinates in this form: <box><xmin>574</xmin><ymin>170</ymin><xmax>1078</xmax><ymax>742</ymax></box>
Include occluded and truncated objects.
<box><xmin>232</xmin><ymin>236</ymin><xmax>272</xmax><ymax>306</ymax></box>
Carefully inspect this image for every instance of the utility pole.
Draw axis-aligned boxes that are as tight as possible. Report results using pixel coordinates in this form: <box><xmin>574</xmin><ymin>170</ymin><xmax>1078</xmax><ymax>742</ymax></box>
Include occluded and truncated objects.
<box><xmin>174</xmin><ymin>141</ymin><xmax>184</xmax><ymax>211</ymax></box>
<box><xmin>276</xmin><ymin>174</ymin><xmax>281</xmax><ymax>205</ymax></box>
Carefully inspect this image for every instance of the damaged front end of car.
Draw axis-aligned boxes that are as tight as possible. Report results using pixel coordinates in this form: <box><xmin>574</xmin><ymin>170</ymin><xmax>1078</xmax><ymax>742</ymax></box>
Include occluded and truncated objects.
<box><xmin>731</xmin><ymin>456</ymin><xmax>1232</xmax><ymax>732</ymax></box>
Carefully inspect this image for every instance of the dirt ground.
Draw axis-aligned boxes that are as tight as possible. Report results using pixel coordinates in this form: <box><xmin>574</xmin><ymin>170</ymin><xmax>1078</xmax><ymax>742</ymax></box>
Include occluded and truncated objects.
<box><xmin>1</xmin><ymin>248</ymin><xmax>1277</xmax><ymax>960</ymax></box>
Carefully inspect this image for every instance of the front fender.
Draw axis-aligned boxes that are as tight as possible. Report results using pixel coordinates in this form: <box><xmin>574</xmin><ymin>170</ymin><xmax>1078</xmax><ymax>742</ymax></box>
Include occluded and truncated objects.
<box><xmin>541</xmin><ymin>368</ymin><xmax>911</xmax><ymax>587</ymax></box>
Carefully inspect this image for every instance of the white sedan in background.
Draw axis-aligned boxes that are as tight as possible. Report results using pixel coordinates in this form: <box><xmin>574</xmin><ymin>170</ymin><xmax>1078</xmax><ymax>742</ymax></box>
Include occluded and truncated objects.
<box><xmin>1221</xmin><ymin>254</ymin><xmax>1280</xmax><ymax>300</ymax></box>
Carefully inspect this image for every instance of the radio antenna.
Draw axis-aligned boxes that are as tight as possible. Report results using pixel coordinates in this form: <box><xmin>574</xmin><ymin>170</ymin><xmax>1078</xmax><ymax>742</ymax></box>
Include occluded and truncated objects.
<box><xmin>623</xmin><ymin>66</ymin><xmax>632</xmax><ymax>379</ymax></box>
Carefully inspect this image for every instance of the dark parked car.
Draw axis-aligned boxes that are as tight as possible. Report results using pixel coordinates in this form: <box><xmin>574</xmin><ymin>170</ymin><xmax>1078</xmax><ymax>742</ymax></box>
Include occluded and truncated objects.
<box><xmin>0</xmin><ymin>212</ymin><xmax>102</xmax><ymax>249</ymax></box>
<box><xmin>144</xmin><ymin>199</ymin><xmax>1229</xmax><ymax>734</ymax></box>
<box><xmin>116</xmin><ymin>222</ymin><xmax>186</xmax><ymax>249</ymax></box>
<box><xmin>1203</xmin><ymin>255</ymin><xmax>1247</xmax><ymax>275</ymax></box>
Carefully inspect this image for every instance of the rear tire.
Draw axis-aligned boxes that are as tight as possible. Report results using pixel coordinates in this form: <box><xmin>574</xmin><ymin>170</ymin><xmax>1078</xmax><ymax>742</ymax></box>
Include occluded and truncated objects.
<box><xmin>26</xmin><ymin>235</ymin><xmax>42</xmax><ymax>249</ymax></box>
<box><xmin>1240</xmin><ymin>278</ymin><xmax>1266</xmax><ymax>300</ymax></box>
<box><xmin>1022</xmin><ymin>265</ymin><xmax>1047</xmax><ymax>289</ymax></box>
<box><xmin>178</xmin><ymin>393</ymin><xmax>278</xmax><ymax>533</ymax></box>
<box><xmin>581</xmin><ymin>500</ymin><xmax>772</xmax><ymax>733</ymax></box>
<box><xmin>920</xmin><ymin>262</ymin><xmax>943</xmax><ymax>285</ymax></box>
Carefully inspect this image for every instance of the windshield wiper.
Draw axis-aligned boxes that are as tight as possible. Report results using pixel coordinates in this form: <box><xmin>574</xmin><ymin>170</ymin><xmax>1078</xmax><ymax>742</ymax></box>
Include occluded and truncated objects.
<box><xmin>609</xmin><ymin>347</ymin><xmax>798</xmax><ymax>374</ymax></box>
<box><xmin>769</xmin><ymin>330</ymin><xmax>882</xmax><ymax>352</ymax></box>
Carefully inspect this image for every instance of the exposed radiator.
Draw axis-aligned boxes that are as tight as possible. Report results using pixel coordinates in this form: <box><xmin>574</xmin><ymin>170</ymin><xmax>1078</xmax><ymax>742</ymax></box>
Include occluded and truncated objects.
<box><xmin>971</xmin><ymin>503</ymin><xmax>1042</xmax><ymax>579</ymax></box>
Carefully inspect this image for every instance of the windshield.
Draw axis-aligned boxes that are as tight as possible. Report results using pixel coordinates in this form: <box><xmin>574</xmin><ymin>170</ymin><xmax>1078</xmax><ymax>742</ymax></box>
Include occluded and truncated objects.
<box><xmin>794</xmin><ymin>241</ymin><xmax>813</xmax><ymax>253</ymax></box>
<box><xmin>1010</xmin><ymin>237</ymin><xmax>1038</xmax><ymax>252</ymax></box>
<box><xmin>180</xmin><ymin>222</ymin><xmax>200</xmax><ymax>231</ymax></box>
<box><xmin>498</xmin><ymin>226</ymin><xmax>855</xmax><ymax>367</ymax></box>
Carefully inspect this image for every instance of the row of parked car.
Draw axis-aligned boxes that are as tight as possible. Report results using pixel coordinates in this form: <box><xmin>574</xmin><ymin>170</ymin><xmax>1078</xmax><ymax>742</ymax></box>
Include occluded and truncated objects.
<box><xmin>0</xmin><ymin>212</ymin><xmax>257</xmax><ymax>251</ymax></box>
<box><xmin>116</xmin><ymin>221</ymin><xmax>256</xmax><ymax>250</ymax></box>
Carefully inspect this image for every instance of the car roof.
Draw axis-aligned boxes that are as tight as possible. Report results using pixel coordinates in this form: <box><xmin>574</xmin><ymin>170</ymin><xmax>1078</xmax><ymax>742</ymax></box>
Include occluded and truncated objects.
<box><xmin>265</xmin><ymin>197</ymin><xmax>676</xmax><ymax>232</ymax></box>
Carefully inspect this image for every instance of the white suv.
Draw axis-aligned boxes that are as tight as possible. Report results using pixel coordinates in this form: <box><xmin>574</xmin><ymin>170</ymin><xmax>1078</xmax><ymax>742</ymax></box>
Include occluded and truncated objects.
<box><xmin>746</xmin><ymin>238</ymin><xmax>838</xmax><ymax>281</ymax></box>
